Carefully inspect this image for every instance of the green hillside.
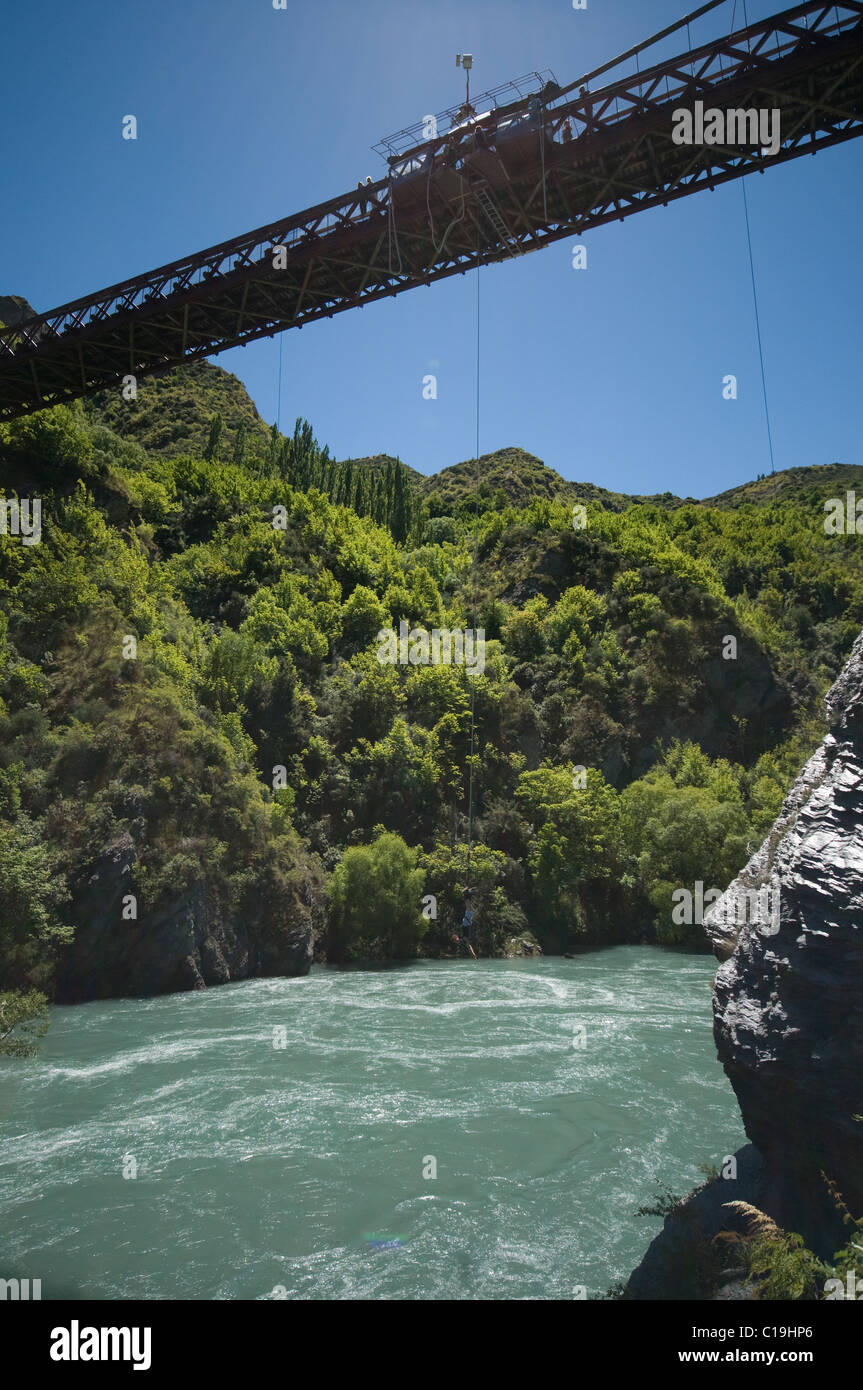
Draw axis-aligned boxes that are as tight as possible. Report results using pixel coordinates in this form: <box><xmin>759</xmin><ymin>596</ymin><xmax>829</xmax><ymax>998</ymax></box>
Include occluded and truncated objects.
<box><xmin>81</xmin><ymin>356</ymin><xmax>859</xmax><ymax>518</ymax></box>
<box><xmin>85</xmin><ymin>360</ymin><xmax>274</xmax><ymax>463</ymax></box>
<box><xmin>702</xmin><ymin>462</ymin><xmax>863</xmax><ymax>509</ymax></box>
<box><xmin>419</xmin><ymin>445</ymin><xmax>689</xmax><ymax>517</ymax></box>
<box><xmin>340</xmin><ymin>453</ymin><xmax>424</xmax><ymax>485</ymax></box>
<box><xmin>2</xmin><ymin>356</ymin><xmax>863</xmax><ymax>1020</ymax></box>
<box><xmin>0</xmin><ymin>295</ymin><xmax>37</xmax><ymax>329</ymax></box>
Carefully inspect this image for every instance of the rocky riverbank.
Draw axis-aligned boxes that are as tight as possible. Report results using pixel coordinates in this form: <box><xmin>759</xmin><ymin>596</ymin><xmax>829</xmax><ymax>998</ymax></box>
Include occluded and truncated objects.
<box><xmin>625</xmin><ymin>631</ymin><xmax>863</xmax><ymax>1298</ymax></box>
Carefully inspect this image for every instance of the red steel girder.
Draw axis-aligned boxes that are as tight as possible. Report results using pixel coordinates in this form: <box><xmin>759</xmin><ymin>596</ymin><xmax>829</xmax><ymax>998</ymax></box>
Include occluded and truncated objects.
<box><xmin>1</xmin><ymin>0</ymin><xmax>862</xmax><ymax>421</ymax></box>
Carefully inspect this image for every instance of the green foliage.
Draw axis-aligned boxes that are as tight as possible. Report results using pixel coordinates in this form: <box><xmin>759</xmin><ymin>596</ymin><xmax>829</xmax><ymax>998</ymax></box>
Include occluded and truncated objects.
<box><xmin>729</xmin><ymin>1179</ymin><xmax>863</xmax><ymax>1301</ymax></box>
<box><xmin>0</xmin><ymin>404</ymin><xmax>96</xmax><ymax>481</ymax></box>
<box><xmin>504</xmin><ymin>596</ymin><xmax>548</xmax><ymax>661</ymax></box>
<box><xmin>418</xmin><ymin>839</ymin><xmax>525</xmax><ymax>956</ymax></box>
<box><xmin>341</xmin><ymin>584</ymin><xmax>389</xmax><ymax>650</ymax></box>
<box><xmin>636</xmin><ymin>1186</ymin><xmax>686</xmax><ymax>1218</ymax></box>
<box><xmin>204</xmin><ymin>413</ymin><xmax>223</xmax><ymax>461</ymax></box>
<box><xmin>418</xmin><ymin>445</ymin><xmax>650</xmax><ymax>518</ymax></box>
<box><xmin>0</xmin><ymin>817</ymin><xmax>73</xmax><ymax>989</ymax></box>
<box><xmin>2</xmin><ymin>359</ymin><xmax>862</xmax><ymax>989</ymax></box>
<box><xmin>86</xmin><ymin>361</ymin><xmax>271</xmax><ymax>465</ymax></box>
<box><xmin>0</xmin><ymin>990</ymin><xmax>49</xmax><ymax>1057</ymax></box>
<box><xmin>328</xmin><ymin>831</ymin><xmax>427</xmax><ymax>959</ymax></box>
<box><xmin>516</xmin><ymin>764</ymin><xmax>624</xmax><ymax>939</ymax></box>
<box><xmin>544</xmin><ymin>584</ymin><xmax>606</xmax><ymax>655</ymax></box>
<box><xmin>821</xmin><ymin>1174</ymin><xmax>863</xmax><ymax>1290</ymax></box>
<box><xmin>621</xmin><ymin>751</ymin><xmax>749</xmax><ymax>945</ymax></box>
<box><xmin>746</xmin><ymin>1231</ymin><xmax>826</xmax><ymax>1300</ymax></box>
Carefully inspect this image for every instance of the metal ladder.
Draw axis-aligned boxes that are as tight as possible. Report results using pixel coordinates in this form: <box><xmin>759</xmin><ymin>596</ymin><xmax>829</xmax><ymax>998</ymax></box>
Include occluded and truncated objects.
<box><xmin>473</xmin><ymin>180</ymin><xmax>519</xmax><ymax>257</ymax></box>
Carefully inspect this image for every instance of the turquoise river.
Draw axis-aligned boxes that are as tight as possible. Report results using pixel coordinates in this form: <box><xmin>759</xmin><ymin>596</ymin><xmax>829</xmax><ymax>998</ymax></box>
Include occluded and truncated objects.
<box><xmin>0</xmin><ymin>947</ymin><xmax>746</xmax><ymax>1300</ymax></box>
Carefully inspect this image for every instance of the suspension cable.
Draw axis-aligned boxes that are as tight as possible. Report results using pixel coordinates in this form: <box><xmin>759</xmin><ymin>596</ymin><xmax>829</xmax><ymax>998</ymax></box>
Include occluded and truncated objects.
<box><xmin>466</xmin><ymin>232</ymin><xmax>481</xmax><ymax>883</ymax></box>
<box><xmin>735</xmin><ymin>0</ymin><xmax>776</xmax><ymax>475</ymax></box>
<box><xmin>553</xmin><ymin>0</ymin><xmax>731</xmax><ymax>103</ymax></box>
<box><xmin>741</xmin><ymin>179</ymin><xmax>776</xmax><ymax>475</ymax></box>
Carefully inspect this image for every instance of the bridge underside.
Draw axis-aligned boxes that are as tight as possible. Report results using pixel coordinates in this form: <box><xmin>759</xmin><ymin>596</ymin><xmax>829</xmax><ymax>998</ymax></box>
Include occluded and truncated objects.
<box><xmin>1</xmin><ymin>0</ymin><xmax>862</xmax><ymax>422</ymax></box>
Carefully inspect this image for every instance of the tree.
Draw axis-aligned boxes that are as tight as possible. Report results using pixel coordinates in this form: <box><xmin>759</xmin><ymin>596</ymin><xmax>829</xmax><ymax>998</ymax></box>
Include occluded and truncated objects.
<box><xmin>233</xmin><ymin>422</ymin><xmax>247</xmax><ymax>468</ymax></box>
<box><xmin>204</xmin><ymin>413</ymin><xmax>222</xmax><ymax>461</ymax></box>
<box><xmin>0</xmin><ymin>819</ymin><xmax>73</xmax><ymax>990</ymax></box>
<box><xmin>504</xmin><ymin>596</ymin><xmax>548</xmax><ymax>661</ymax></box>
<box><xmin>419</xmin><ymin>839</ymin><xmax>524</xmax><ymax>956</ymax></box>
<box><xmin>621</xmin><ymin>769</ymin><xmax>749</xmax><ymax>944</ymax></box>
<box><xmin>390</xmin><ymin>459</ymin><xmax>411</xmax><ymax>543</ymax></box>
<box><xmin>0</xmin><ymin>990</ymin><xmax>49</xmax><ymax>1057</ymax></box>
<box><xmin>516</xmin><ymin>765</ymin><xmax>624</xmax><ymax>937</ymax></box>
<box><xmin>327</xmin><ymin>831</ymin><xmax>426</xmax><ymax>960</ymax></box>
<box><xmin>341</xmin><ymin>584</ymin><xmax>389</xmax><ymax>650</ymax></box>
<box><xmin>344</xmin><ymin>718</ymin><xmax>437</xmax><ymax>838</ymax></box>
<box><xmin>268</xmin><ymin>421</ymin><xmax>280</xmax><ymax>473</ymax></box>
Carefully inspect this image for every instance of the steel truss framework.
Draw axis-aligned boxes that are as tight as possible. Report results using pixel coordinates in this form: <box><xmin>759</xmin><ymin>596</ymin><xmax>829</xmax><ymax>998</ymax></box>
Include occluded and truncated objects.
<box><xmin>1</xmin><ymin>0</ymin><xmax>862</xmax><ymax>422</ymax></box>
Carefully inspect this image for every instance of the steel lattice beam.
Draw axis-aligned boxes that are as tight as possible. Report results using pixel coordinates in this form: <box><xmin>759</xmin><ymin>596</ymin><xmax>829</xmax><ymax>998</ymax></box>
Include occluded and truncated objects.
<box><xmin>1</xmin><ymin>0</ymin><xmax>862</xmax><ymax>421</ymax></box>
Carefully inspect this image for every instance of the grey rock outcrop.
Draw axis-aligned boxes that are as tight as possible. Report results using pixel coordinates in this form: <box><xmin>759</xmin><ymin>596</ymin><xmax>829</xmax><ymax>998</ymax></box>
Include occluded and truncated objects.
<box><xmin>626</xmin><ymin>631</ymin><xmax>863</xmax><ymax>1296</ymax></box>
<box><xmin>624</xmin><ymin>1145</ymin><xmax>767</xmax><ymax>1300</ymax></box>
<box><xmin>707</xmin><ymin>629</ymin><xmax>863</xmax><ymax>1227</ymax></box>
<box><xmin>0</xmin><ymin>294</ymin><xmax>37</xmax><ymax>327</ymax></box>
<box><xmin>57</xmin><ymin>832</ymin><xmax>317</xmax><ymax>1002</ymax></box>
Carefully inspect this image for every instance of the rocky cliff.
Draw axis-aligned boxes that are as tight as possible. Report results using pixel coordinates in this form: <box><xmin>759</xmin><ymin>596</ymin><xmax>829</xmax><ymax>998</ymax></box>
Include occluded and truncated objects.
<box><xmin>626</xmin><ymin>631</ymin><xmax>863</xmax><ymax>1297</ymax></box>
<box><xmin>56</xmin><ymin>833</ymin><xmax>320</xmax><ymax>1003</ymax></box>
<box><xmin>0</xmin><ymin>294</ymin><xmax>37</xmax><ymax>327</ymax></box>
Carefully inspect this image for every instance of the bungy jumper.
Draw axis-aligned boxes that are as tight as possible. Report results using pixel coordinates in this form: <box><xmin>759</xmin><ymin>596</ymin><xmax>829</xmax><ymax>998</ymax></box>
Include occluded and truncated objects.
<box><xmin>455</xmin><ymin>887</ymin><xmax>478</xmax><ymax>960</ymax></box>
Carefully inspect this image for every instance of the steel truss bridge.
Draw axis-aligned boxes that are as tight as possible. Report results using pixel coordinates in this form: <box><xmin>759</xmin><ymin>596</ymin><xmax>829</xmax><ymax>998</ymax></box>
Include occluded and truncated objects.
<box><xmin>1</xmin><ymin>0</ymin><xmax>862</xmax><ymax>422</ymax></box>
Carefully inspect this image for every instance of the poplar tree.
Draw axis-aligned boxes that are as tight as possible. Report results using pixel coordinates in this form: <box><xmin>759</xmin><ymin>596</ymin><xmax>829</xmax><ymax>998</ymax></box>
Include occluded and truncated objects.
<box><xmin>204</xmin><ymin>413</ymin><xmax>222</xmax><ymax>461</ymax></box>
<box><xmin>233</xmin><ymin>422</ymin><xmax>247</xmax><ymax>467</ymax></box>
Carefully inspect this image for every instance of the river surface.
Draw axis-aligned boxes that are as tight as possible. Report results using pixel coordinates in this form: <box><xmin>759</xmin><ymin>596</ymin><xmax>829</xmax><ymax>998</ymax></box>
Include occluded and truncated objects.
<box><xmin>0</xmin><ymin>948</ymin><xmax>745</xmax><ymax>1300</ymax></box>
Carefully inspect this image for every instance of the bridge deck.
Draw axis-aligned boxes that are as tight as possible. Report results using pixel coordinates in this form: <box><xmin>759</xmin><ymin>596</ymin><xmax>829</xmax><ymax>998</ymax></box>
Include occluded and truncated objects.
<box><xmin>1</xmin><ymin>0</ymin><xmax>862</xmax><ymax>421</ymax></box>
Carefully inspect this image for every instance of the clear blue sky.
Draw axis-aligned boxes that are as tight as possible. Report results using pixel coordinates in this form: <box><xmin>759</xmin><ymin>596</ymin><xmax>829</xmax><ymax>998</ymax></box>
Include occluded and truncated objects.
<box><xmin>2</xmin><ymin>0</ymin><xmax>861</xmax><ymax>497</ymax></box>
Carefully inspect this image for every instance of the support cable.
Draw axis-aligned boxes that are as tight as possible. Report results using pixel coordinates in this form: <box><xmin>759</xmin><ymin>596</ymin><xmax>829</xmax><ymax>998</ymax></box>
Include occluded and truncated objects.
<box><xmin>742</xmin><ymin>178</ymin><xmax>776</xmax><ymax>475</ymax></box>
<box><xmin>426</xmin><ymin>159</ymin><xmax>468</xmax><ymax>258</ymax></box>
<box><xmin>735</xmin><ymin>0</ymin><xmax>776</xmax><ymax>475</ymax></box>
<box><xmin>466</xmin><ymin>237</ymin><xmax>481</xmax><ymax>885</ymax></box>
<box><xmin>553</xmin><ymin>0</ymin><xmax>730</xmax><ymax>103</ymax></box>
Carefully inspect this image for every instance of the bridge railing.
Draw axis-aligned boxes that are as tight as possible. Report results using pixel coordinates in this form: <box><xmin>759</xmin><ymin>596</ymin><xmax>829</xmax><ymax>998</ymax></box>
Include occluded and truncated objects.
<box><xmin>0</xmin><ymin>182</ymin><xmax>391</xmax><ymax>359</ymax></box>
<box><xmin>542</xmin><ymin>0</ymin><xmax>863</xmax><ymax>145</ymax></box>
<box><xmin>373</xmin><ymin>71</ymin><xmax>558</xmax><ymax>160</ymax></box>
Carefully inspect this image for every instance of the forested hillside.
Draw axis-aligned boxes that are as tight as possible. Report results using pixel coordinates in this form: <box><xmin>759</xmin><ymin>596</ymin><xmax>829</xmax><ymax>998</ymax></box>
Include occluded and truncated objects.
<box><xmin>2</xmin><ymin>360</ymin><xmax>862</xmax><ymax>1025</ymax></box>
